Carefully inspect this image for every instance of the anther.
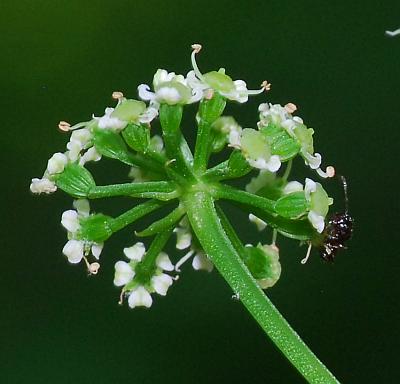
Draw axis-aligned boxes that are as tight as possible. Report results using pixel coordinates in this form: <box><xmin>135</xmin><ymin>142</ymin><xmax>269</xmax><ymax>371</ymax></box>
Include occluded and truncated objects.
<box><xmin>112</xmin><ymin>91</ymin><xmax>124</xmax><ymax>100</ymax></box>
<box><xmin>317</xmin><ymin>165</ymin><xmax>335</xmax><ymax>178</ymax></box>
<box><xmin>58</xmin><ymin>121</ymin><xmax>71</xmax><ymax>132</ymax></box>
<box><xmin>284</xmin><ymin>103</ymin><xmax>297</xmax><ymax>114</ymax></box>
<box><xmin>261</xmin><ymin>80</ymin><xmax>272</xmax><ymax>91</ymax></box>
<box><xmin>191</xmin><ymin>44</ymin><xmax>202</xmax><ymax>53</ymax></box>
<box><xmin>88</xmin><ymin>262</ymin><xmax>100</xmax><ymax>275</ymax></box>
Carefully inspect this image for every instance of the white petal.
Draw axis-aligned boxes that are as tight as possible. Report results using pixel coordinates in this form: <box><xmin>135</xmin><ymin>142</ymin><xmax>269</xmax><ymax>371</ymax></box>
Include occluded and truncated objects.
<box><xmin>302</xmin><ymin>151</ymin><xmax>322</xmax><ymax>169</ymax></box>
<box><xmin>304</xmin><ymin>178</ymin><xmax>317</xmax><ymax>201</ymax></box>
<box><xmin>139</xmin><ymin>107</ymin><xmax>158</xmax><ymax>124</ymax></box>
<box><xmin>47</xmin><ymin>152</ymin><xmax>68</xmax><ymax>175</ymax></box>
<box><xmin>79</xmin><ymin>147</ymin><xmax>102</xmax><ymax>165</ymax></box>
<box><xmin>308</xmin><ymin>211</ymin><xmax>325</xmax><ymax>233</ymax></box>
<box><xmin>113</xmin><ymin>261</ymin><xmax>135</xmax><ymax>286</ymax></box>
<box><xmin>151</xmin><ymin>274</ymin><xmax>173</xmax><ymax>296</ymax></box>
<box><xmin>128</xmin><ymin>286</ymin><xmax>153</xmax><ymax>308</ymax></box>
<box><xmin>156</xmin><ymin>252</ymin><xmax>174</xmax><ymax>271</ymax></box>
<box><xmin>61</xmin><ymin>210</ymin><xmax>79</xmax><ymax>233</ymax></box>
<box><xmin>30</xmin><ymin>178</ymin><xmax>57</xmax><ymax>194</ymax></box>
<box><xmin>192</xmin><ymin>252</ymin><xmax>213</xmax><ymax>272</ymax></box>
<box><xmin>62</xmin><ymin>239</ymin><xmax>84</xmax><ymax>264</ymax></box>
<box><xmin>73</xmin><ymin>199</ymin><xmax>90</xmax><ymax>217</ymax></box>
<box><xmin>91</xmin><ymin>243</ymin><xmax>103</xmax><ymax>259</ymax></box>
<box><xmin>66</xmin><ymin>140</ymin><xmax>82</xmax><ymax>162</ymax></box>
<box><xmin>156</xmin><ymin>87</ymin><xmax>181</xmax><ymax>104</ymax></box>
<box><xmin>283</xmin><ymin>181</ymin><xmax>304</xmax><ymax>195</ymax></box>
<box><xmin>123</xmin><ymin>242</ymin><xmax>146</xmax><ymax>261</ymax></box>
<box><xmin>249</xmin><ymin>214</ymin><xmax>267</xmax><ymax>231</ymax></box>
<box><xmin>70</xmin><ymin>128</ymin><xmax>92</xmax><ymax>146</ymax></box>
<box><xmin>138</xmin><ymin>84</ymin><xmax>155</xmax><ymax>101</ymax></box>
<box><xmin>174</xmin><ymin>228</ymin><xmax>192</xmax><ymax>250</ymax></box>
<box><xmin>265</xmin><ymin>155</ymin><xmax>281</xmax><ymax>172</ymax></box>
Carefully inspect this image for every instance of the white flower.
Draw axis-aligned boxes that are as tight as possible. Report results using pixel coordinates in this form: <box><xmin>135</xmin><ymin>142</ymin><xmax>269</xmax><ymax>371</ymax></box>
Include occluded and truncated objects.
<box><xmin>47</xmin><ymin>152</ymin><xmax>68</xmax><ymax>175</ymax></box>
<box><xmin>258</xmin><ymin>103</ymin><xmax>334</xmax><ymax>178</ymax></box>
<box><xmin>238</xmin><ymin>128</ymin><xmax>281</xmax><ymax>172</ymax></box>
<box><xmin>61</xmin><ymin>199</ymin><xmax>103</xmax><ymax>263</ymax></box>
<box><xmin>187</xmin><ymin>44</ymin><xmax>266</xmax><ymax>103</ymax></box>
<box><xmin>30</xmin><ymin>177</ymin><xmax>57</xmax><ymax>194</ymax></box>
<box><xmin>114</xmin><ymin>261</ymin><xmax>135</xmax><ymax>286</ymax></box>
<box><xmin>304</xmin><ymin>178</ymin><xmax>333</xmax><ymax>233</ymax></box>
<box><xmin>94</xmin><ymin>107</ymin><xmax>127</xmax><ymax>130</ymax></box>
<box><xmin>138</xmin><ymin>69</ymin><xmax>202</xmax><ymax>106</ymax></box>
<box><xmin>128</xmin><ymin>286</ymin><xmax>153</xmax><ymax>308</ymax></box>
<box><xmin>115</xmin><ymin>243</ymin><xmax>175</xmax><ymax>308</ymax></box>
<box><xmin>79</xmin><ymin>146</ymin><xmax>101</xmax><ymax>165</ymax></box>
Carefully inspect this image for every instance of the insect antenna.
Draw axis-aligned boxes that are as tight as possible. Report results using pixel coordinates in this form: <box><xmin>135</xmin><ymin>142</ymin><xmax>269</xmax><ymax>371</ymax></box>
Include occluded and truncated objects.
<box><xmin>339</xmin><ymin>175</ymin><xmax>349</xmax><ymax>213</ymax></box>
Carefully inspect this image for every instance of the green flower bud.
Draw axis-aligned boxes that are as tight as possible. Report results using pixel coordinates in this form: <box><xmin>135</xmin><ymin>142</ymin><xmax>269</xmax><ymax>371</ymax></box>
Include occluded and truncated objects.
<box><xmin>243</xmin><ymin>244</ymin><xmax>281</xmax><ymax>289</ymax></box>
<box><xmin>260</xmin><ymin>123</ymin><xmax>301</xmax><ymax>161</ymax></box>
<box><xmin>274</xmin><ymin>191</ymin><xmax>309</xmax><ymax>219</ymax></box>
<box><xmin>93</xmin><ymin>128</ymin><xmax>133</xmax><ymax>165</ymax></box>
<box><xmin>55</xmin><ymin>163</ymin><xmax>95</xmax><ymax>198</ymax></box>
<box><xmin>79</xmin><ymin>213</ymin><xmax>113</xmax><ymax>242</ymax></box>
<box><xmin>122</xmin><ymin>123</ymin><xmax>151</xmax><ymax>154</ymax></box>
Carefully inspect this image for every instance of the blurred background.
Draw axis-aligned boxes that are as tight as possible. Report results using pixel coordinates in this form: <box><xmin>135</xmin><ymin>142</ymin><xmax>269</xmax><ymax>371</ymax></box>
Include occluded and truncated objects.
<box><xmin>1</xmin><ymin>1</ymin><xmax>399</xmax><ymax>383</ymax></box>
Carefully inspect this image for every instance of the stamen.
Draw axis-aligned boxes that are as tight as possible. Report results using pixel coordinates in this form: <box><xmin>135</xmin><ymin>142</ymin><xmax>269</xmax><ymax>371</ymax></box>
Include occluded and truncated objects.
<box><xmin>284</xmin><ymin>103</ymin><xmax>297</xmax><ymax>114</ymax></box>
<box><xmin>271</xmin><ymin>229</ymin><xmax>278</xmax><ymax>246</ymax></box>
<box><xmin>316</xmin><ymin>165</ymin><xmax>335</xmax><ymax>178</ymax></box>
<box><xmin>118</xmin><ymin>290</ymin><xmax>125</xmax><ymax>305</ymax></box>
<box><xmin>175</xmin><ymin>250</ymin><xmax>194</xmax><ymax>272</ymax></box>
<box><xmin>191</xmin><ymin>43</ymin><xmax>204</xmax><ymax>80</ymax></box>
<box><xmin>301</xmin><ymin>243</ymin><xmax>313</xmax><ymax>264</ymax></box>
<box><xmin>58</xmin><ymin>121</ymin><xmax>71</xmax><ymax>132</ymax></box>
<box><xmin>386</xmin><ymin>28</ymin><xmax>400</xmax><ymax>37</ymax></box>
<box><xmin>112</xmin><ymin>91</ymin><xmax>124</xmax><ymax>100</ymax></box>
<box><xmin>246</xmin><ymin>80</ymin><xmax>270</xmax><ymax>95</ymax></box>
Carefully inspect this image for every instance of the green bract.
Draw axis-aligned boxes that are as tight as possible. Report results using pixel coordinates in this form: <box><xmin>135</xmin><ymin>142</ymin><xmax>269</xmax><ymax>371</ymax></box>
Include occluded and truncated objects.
<box><xmin>30</xmin><ymin>45</ymin><xmax>341</xmax><ymax>384</ymax></box>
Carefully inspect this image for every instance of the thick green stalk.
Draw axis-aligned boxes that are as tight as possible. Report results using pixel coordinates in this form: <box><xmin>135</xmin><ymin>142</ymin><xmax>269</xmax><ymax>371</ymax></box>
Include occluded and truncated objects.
<box><xmin>183</xmin><ymin>191</ymin><xmax>339</xmax><ymax>384</ymax></box>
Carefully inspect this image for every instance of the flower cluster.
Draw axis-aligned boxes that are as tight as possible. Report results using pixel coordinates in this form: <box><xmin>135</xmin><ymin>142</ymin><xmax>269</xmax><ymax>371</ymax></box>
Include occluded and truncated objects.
<box><xmin>30</xmin><ymin>43</ymin><xmax>343</xmax><ymax>312</ymax></box>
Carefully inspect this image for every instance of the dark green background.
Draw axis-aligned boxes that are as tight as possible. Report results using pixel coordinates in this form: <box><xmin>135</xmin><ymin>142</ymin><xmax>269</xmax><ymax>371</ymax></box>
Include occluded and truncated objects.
<box><xmin>1</xmin><ymin>1</ymin><xmax>399</xmax><ymax>383</ymax></box>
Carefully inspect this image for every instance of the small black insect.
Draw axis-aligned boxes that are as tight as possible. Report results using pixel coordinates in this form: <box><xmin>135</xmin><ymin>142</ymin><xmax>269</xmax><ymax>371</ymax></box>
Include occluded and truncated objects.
<box><xmin>319</xmin><ymin>176</ymin><xmax>353</xmax><ymax>262</ymax></box>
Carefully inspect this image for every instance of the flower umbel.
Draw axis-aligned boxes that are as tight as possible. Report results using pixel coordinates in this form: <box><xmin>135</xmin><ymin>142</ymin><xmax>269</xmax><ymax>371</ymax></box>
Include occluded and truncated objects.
<box><xmin>30</xmin><ymin>44</ymin><xmax>347</xmax><ymax>383</ymax></box>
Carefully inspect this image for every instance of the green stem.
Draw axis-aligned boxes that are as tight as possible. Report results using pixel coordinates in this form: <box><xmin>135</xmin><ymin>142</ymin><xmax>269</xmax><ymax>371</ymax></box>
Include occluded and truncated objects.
<box><xmin>213</xmin><ymin>184</ymin><xmax>315</xmax><ymax>240</ymax></box>
<box><xmin>183</xmin><ymin>192</ymin><xmax>339</xmax><ymax>384</ymax></box>
<box><xmin>109</xmin><ymin>200</ymin><xmax>166</xmax><ymax>232</ymax></box>
<box><xmin>193</xmin><ymin>93</ymin><xmax>226</xmax><ymax>173</ymax></box>
<box><xmin>136</xmin><ymin>204</ymin><xmax>185</xmax><ymax>237</ymax></box>
<box><xmin>159</xmin><ymin>104</ymin><xmax>195</xmax><ymax>183</ymax></box>
<box><xmin>88</xmin><ymin>181</ymin><xmax>178</xmax><ymax>201</ymax></box>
